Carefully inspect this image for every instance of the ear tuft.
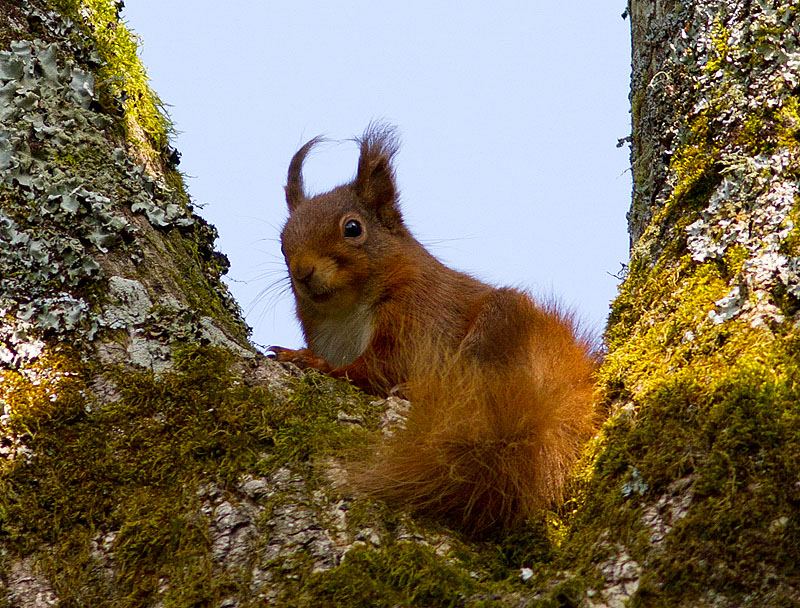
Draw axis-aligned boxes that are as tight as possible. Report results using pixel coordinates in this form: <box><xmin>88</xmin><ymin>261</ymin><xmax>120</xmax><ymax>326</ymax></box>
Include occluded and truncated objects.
<box><xmin>286</xmin><ymin>136</ymin><xmax>325</xmax><ymax>212</ymax></box>
<box><xmin>353</xmin><ymin>123</ymin><xmax>403</xmax><ymax>229</ymax></box>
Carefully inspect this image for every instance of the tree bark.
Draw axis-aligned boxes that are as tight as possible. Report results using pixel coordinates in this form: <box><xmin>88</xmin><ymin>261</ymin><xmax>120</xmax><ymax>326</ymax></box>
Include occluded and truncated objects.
<box><xmin>583</xmin><ymin>0</ymin><xmax>800</xmax><ymax>605</ymax></box>
<box><xmin>1</xmin><ymin>1</ymin><xmax>799</xmax><ymax>607</ymax></box>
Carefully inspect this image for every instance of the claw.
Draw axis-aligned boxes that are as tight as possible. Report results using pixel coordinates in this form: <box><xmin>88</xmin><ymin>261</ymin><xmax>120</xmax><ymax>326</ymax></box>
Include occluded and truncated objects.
<box><xmin>266</xmin><ymin>346</ymin><xmax>332</xmax><ymax>373</ymax></box>
<box><xmin>267</xmin><ymin>345</ymin><xmax>288</xmax><ymax>358</ymax></box>
<box><xmin>267</xmin><ymin>345</ymin><xmax>301</xmax><ymax>363</ymax></box>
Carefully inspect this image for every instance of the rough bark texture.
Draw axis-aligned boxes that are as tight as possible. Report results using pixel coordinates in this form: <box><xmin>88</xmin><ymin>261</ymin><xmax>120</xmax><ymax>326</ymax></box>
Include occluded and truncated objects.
<box><xmin>0</xmin><ymin>1</ymin><xmax>799</xmax><ymax>607</ymax></box>
<box><xmin>588</xmin><ymin>0</ymin><xmax>800</xmax><ymax>606</ymax></box>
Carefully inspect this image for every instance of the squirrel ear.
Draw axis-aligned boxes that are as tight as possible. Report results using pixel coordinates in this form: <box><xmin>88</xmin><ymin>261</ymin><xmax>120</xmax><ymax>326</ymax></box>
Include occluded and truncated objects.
<box><xmin>353</xmin><ymin>124</ymin><xmax>403</xmax><ymax>229</ymax></box>
<box><xmin>286</xmin><ymin>136</ymin><xmax>323</xmax><ymax>212</ymax></box>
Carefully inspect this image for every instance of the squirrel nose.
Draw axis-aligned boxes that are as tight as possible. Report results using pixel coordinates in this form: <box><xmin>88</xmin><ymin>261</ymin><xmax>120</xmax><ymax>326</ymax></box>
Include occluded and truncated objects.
<box><xmin>291</xmin><ymin>262</ymin><xmax>315</xmax><ymax>284</ymax></box>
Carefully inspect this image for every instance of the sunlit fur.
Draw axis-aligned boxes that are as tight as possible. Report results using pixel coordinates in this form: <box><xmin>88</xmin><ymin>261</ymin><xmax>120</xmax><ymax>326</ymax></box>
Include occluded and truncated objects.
<box><xmin>350</xmin><ymin>302</ymin><xmax>597</xmax><ymax>532</ymax></box>
<box><xmin>274</xmin><ymin>123</ymin><xmax>598</xmax><ymax>534</ymax></box>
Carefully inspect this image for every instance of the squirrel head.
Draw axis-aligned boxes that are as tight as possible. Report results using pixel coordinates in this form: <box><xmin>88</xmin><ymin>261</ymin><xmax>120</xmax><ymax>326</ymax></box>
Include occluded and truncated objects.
<box><xmin>280</xmin><ymin>124</ymin><xmax>409</xmax><ymax>312</ymax></box>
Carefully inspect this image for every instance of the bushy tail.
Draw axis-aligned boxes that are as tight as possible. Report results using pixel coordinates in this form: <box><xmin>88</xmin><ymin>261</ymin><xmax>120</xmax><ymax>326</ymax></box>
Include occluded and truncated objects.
<box><xmin>350</xmin><ymin>309</ymin><xmax>598</xmax><ymax>534</ymax></box>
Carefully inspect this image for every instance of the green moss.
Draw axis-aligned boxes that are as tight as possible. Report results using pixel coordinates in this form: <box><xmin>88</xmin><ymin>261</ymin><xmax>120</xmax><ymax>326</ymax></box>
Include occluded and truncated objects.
<box><xmin>0</xmin><ymin>347</ymin><xmax>88</xmax><ymax>438</ymax></box>
<box><xmin>601</xmin><ymin>254</ymin><xmax>734</xmax><ymax>400</ymax></box>
<box><xmin>736</xmin><ymin>96</ymin><xmax>800</xmax><ymax>157</ymax></box>
<box><xmin>721</xmin><ymin>243</ymin><xmax>748</xmax><ymax>278</ymax></box>
<box><xmin>586</xmin><ymin>69</ymin><xmax>800</xmax><ymax>593</ymax></box>
<box><xmin>49</xmin><ymin>0</ymin><xmax>173</xmax><ymax>164</ymax></box>
<box><xmin>632</xmin><ymin>367</ymin><xmax>800</xmax><ymax>607</ymax></box>
<box><xmin>288</xmin><ymin>542</ymin><xmax>476</xmax><ymax>608</ymax></box>
<box><xmin>560</xmin><ymin>337</ymin><xmax>800</xmax><ymax>605</ymax></box>
<box><xmin>0</xmin><ymin>346</ymin><xmax>382</xmax><ymax>604</ymax></box>
<box><xmin>781</xmin><ymin>207</ymin><xmax>800</xmax><ymax>266</ymax></box>
<box><xmin>739</xmin><ymin>112</ymin><xmax>775</xmax><ymax>156</ymax></box>
<box><xmin>153</xmin><ymin>225</ymin><xmax>251</xmax><ymax>344</ymax></box>
<box><xmin>705</xmin><ymin>22</ymin><xmax>730</xmax><ymax>74</ymax></box>
<box><xmin>775</xmin><ymin>95</ymin><xmax>800</xmax><ymax>149</ymax></box>
<box><xmin>547</xmin><ymin>3</ymin><xmax>800</xmax><ymax>605</ymax></box>
<box><xmin>588</xmin><ymin>195</ymin><xmax>800</xmax><ymax>604</ymax></box>
<box><xmin>665</xmin><ymin>111</ymin><xmax>722</xmax><ymax>217</ymax></box>
<box><xmin>543</xmin><ymin>578</ymin><xmax>589</xmax><ymax>608</ymax></box>
<box><xmin>492</xmin><ymin>519</ymin><xmax>556</xmax><ymax>574</ymax></box>
<box><xmin>632</xmin><ymin>105</ymin><xmax>725</xmax><ymax>261</ymax></box>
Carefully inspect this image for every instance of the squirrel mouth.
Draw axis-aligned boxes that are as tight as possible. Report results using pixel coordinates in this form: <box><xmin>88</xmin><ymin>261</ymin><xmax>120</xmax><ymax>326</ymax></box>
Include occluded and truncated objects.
<box><xmin>308</xmin><ymin>288</ymin><xmax>336</xmax><ymax>304</ymax></box>
<box><xmin>292</xmin><ymin>278</ymin><xmax>338</xmax><ymax>304</ymax></box>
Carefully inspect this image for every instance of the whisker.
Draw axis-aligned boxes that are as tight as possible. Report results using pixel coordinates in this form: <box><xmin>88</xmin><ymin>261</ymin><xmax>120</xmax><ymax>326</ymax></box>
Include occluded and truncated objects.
<box><xmin>247</xmin><ymin>276</ymin><xmax>294</xmax><ymax>327</ymax></box>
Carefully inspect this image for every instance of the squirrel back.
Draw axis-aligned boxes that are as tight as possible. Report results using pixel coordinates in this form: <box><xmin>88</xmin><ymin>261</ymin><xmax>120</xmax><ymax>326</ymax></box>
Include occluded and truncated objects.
<box><xmin>272</xmin><ymin>124</ymin><xmax>597</xmax><ymax>533</ymax></box>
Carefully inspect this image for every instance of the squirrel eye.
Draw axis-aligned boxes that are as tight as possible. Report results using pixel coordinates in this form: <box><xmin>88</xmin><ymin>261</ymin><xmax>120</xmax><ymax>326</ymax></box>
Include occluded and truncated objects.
<box><xmin>343</xmin><ymin>219</ymin><xmax>363</xmax><ymax>238</ymax></box>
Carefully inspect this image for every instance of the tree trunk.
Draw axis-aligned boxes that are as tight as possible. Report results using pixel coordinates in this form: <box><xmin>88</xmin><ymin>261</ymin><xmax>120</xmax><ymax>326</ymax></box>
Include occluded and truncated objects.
<box><xmin>582</xmin><ymin>0</ymin><xmax>800</xmax><ymax>605</ymax></box>
<box><xmin>1</xmin><ymin>1</ymin><xmax>798</xmax><ymax>607</ymax></box>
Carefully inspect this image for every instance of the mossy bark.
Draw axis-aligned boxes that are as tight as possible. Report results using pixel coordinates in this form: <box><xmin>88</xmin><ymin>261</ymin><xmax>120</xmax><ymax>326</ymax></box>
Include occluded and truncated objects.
<box><xmin>578</xmin><ymin>0</ymin><xmax>800</xmax><ymax>606</ymax></box>
<box><xmin>1</xmin><ymin>1</ymin><xmax>799</xmax><ymax>607</ymax></box>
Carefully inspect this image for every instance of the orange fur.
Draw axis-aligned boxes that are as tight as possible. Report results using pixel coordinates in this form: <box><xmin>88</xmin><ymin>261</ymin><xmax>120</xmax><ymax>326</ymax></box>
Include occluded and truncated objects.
<box><xmin>272</xmin><ymin>123</ymin><xmax>597</xmax><ymax>534</ymax></box>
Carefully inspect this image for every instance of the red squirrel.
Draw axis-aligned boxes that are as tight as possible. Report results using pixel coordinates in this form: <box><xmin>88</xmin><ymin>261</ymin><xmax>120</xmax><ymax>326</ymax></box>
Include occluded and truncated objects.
<box><xmin>270</xmin><ymin>124</ymin><xmax>597</xmax><ymax>533</ymax></box>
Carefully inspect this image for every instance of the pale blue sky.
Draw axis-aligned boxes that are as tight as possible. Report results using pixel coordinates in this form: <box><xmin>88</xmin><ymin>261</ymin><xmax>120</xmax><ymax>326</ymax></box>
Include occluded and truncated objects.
<box><xmin>122</xmin><ymin>2</ymin><xmax>632</xmax><ymax>350</ymax></box>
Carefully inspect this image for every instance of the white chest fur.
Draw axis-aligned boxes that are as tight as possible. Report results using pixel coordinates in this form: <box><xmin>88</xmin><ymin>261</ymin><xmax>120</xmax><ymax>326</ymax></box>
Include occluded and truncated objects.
<box><xmin>308</xmin><ymin>303</ymin><xmax>374</xmax><ymax>367</ymax></box>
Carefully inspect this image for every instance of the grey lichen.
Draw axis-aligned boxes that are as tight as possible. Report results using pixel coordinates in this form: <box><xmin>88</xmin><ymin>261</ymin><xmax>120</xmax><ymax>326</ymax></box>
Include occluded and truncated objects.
<box><xmin>620</xmin><ymin>467</ymin><xmax>649</xmax><ymax>498</ymax></box>
<box><xmin>629</xmin><ymin>0</ymin><xmax>800</xmax><ymax>255</ymax></box>
<box><xmin>199</xmin><ymin>316</ymin><xmax>256</xmax><ymax>360</ymax></box>
<box><xmin>0</xmin><ymin>9</ymin><xmax>250</xmax><ymax>369</ymax></box>
<box><xmin>99</xmin><ymin>276</ymin><xmax>153</xmax><ymax>329</ymax></box>
<box><xmin>625</xmin><ymin>0</ymin><xmax>800</xmax><ymax>333</ymax></box>
<box><xmin>684</xmin><ymin>145</ymin><xmax>799</xmax><ymax>330</ymax></box>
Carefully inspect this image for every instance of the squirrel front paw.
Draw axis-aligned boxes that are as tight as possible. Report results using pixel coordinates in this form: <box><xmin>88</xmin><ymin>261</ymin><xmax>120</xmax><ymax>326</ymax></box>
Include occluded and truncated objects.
<box><xmin>267</xmin><ymin>346</ymin><xmax>333</xmax><ymax>372</ymax></box>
